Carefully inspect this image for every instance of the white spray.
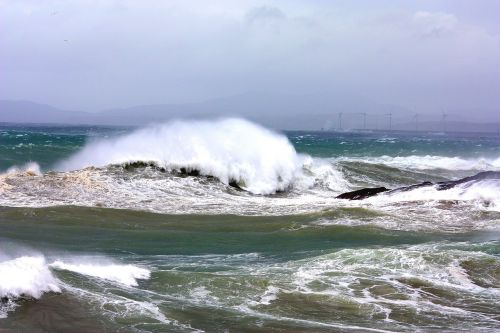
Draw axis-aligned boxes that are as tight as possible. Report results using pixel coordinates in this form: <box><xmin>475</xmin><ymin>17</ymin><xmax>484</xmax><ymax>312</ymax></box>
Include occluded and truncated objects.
<box><xmin>59</xmin><ymin>118</ymin><xmax>304</xmax><ymax>194</ymax></box>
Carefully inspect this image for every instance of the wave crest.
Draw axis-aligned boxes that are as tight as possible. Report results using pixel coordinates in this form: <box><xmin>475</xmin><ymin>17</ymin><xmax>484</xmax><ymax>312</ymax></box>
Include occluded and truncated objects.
<box><xmin>0</xmin><ymin>256</ymin><xmax>60</xmax><ymax>300</ymax></box>
<box><xmin>50</xmin><ymin>260</ymin><xmax>150</xmax><ymax>287</ymax></box>
<box><xmin>59</xmin><ymin>119</ymin><xmax>303</xmax><ymax>195</ymax></box>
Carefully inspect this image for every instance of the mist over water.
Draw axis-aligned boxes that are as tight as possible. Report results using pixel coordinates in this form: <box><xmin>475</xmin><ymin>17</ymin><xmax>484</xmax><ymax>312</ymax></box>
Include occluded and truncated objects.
<box><xmin>0</xmin><ymin>120</ymin><xmax>500</xmax><ymax>332</ymax></box>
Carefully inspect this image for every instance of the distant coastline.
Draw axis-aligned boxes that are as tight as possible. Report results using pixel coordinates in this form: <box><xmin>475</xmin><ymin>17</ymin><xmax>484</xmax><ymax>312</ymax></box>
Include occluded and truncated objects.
<box><xmin>1</xmin><ymin>96</ymin><xmax>499</xmax><ymax>133</ymax></box>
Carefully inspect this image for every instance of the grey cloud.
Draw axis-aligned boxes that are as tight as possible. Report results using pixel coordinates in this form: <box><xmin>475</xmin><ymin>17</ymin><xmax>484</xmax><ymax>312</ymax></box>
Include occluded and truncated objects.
<box><xmin>245</xmin><ymin>5</ymin><xmax>286</xmax><ymax>24</ymax></box>
<box><xmin>412</xmin><ymin>11</ymin><xmax>458</xmax><ymax>38</ymax></box>
<box><xmin>0</xmin><ymin>0</ymin><xmax>499</xmax><ymax>122</ymax></box>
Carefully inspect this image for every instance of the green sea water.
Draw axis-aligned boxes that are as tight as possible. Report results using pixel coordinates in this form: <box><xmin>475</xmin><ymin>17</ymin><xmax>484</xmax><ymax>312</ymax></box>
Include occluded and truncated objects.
<box><xmin>1</xmin><ymin>122</ymin><xmax>500</xmax><ymax>332</ymax></box>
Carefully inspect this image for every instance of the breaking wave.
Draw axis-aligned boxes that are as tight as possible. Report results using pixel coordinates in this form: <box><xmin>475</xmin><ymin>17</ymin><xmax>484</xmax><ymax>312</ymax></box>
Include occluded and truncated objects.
<box><xmin>0</xmin><ymin>248</ymin><xmax>151</xmax><ymax>318</ymax></box>
<box><xmin>50</xmin><ymin>260</ymin><xmax>150</xmax><ymax>287</ymax></box>
<box><xmin>0</xmin><ymin>256</ymin><xmax>60</xmax><ymax>301</ymax></box>
<box><xmin>0</xmin><ymin>119</ymin><xmax>499</xmax><ymax>226</ymax></box>
<box><xmin>59</xmin><ymin>118</ymin><xmax>304</xmax><ymax>195</ymax></box>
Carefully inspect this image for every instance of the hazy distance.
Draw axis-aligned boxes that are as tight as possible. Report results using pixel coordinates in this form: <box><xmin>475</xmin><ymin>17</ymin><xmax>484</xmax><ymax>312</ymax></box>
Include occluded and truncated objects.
<box><xmin>1</xmin><ymin>0</ymin><xmax>499</xmax><ymax>128</ymax></box>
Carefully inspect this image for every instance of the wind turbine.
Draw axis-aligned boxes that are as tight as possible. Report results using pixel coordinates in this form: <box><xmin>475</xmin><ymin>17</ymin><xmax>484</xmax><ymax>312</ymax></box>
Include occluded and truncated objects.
<box><xmin>360</xmin><ymin>112</ymin><xmax>367</xmax><ymax>130</ymax></box>
<box><xmin>386</xmin><ymin>113</ymin><xmax>392</xmax><ymax>130</ymax></box>
<box><xmin>441</xmin><ymin>112</ymin><xmax>448</xmax><ymax>132</ymax></box>
<box><xmin>414</xmin><ymin>113</ymin><xmax>419</xmax><ymax>131</ymax></box>
<box><xmin>338</xmin><ymin>112</ymin><xmax>343</xmax><ymax>130</ymax></box>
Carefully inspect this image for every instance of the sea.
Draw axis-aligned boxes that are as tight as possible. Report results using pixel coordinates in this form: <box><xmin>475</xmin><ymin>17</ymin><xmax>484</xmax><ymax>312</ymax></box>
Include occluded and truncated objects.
<box><xmin>0</xmin><ymin>118</ymin><xmax>499</xmax><ymax>333</ymax></box>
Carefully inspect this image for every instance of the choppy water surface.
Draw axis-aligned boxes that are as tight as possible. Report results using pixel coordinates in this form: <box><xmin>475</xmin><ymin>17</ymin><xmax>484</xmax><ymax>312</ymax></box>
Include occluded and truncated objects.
<box><xmin>1</xmin><ymin>119</ymin><xmax>499</xmax><ymax>332</ymax></box>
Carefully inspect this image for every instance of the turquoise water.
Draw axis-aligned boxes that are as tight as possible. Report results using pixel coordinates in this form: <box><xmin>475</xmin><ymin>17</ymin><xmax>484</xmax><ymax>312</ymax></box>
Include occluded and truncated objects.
<box><xmin>291</xmin><ymin>131</ymin><xmax>500</xmax><ymax>158</ymax></box>
<box><xmin>0</xmin><ymin>125</ymin><xmax>128</xmax><ymax>171</ymax></box>
<box><xmin>1</xmin><ymin>120</ymin><xmax>499</xmax><ymax>332</ymax></box>
<box><xmin>1</xmin><ymin>125</ymin><xmax>499</xmax><ymax>171</ymax></box>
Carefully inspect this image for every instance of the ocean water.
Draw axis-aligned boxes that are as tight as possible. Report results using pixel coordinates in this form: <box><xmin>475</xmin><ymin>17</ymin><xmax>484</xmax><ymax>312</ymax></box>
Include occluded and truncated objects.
<box><xmin>0</xmin><ymin>119</ymin><xmax>499</xmax><ymax>333</ymax></box>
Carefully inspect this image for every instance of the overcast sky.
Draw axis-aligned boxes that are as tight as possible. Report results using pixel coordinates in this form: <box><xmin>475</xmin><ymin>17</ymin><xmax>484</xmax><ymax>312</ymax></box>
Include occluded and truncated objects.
<box><xmin>1</xmin><ymin>0</ymin><xmax>499</xmax><ymax>117</ymax></box>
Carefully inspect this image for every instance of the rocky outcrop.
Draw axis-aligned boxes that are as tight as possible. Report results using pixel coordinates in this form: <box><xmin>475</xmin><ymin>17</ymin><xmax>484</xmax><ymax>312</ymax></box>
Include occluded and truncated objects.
<box><xmin>336</xmin><ymin>171</ymin><xmax>500</xmax><ymax>200</ymax></box>
<box><xmin>336</xmin><ymin>187</ymin><xmax>390</xmax><ymax>200</ymax></box>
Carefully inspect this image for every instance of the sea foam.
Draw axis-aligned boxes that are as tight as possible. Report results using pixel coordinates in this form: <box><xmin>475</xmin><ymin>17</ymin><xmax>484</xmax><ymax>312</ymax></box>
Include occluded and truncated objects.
<box><xmin>368</xmin><ymin>179</ymin><xmax>500</xmax><ymax>211</ymax></box>
<box><xmin>59</xmin><ymin>118</ymin><xmax>303</xmax><ymax>194</ymax></box>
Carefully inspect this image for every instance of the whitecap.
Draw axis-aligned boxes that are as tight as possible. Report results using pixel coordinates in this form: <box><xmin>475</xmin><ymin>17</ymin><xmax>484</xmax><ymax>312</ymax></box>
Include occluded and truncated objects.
<box><xmin>0</xmin><ymin>256</ymin><xmax>60</xmax><ymax>300</ymax></box>
<box><xmin>50</xmin><ymin>260</ymin><xmax>150</xmax><ymax>287</ymax></box>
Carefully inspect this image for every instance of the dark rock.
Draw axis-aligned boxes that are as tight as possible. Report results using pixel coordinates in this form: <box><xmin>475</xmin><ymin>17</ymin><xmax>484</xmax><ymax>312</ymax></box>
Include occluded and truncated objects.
<box><xmin>336</xmin><ymin>187</ymin><xmax>390</xmax><ymax>200</ymax></box>
<box><xmin>122</xmin><ymin>161</ymin><xmax>166</xmax><ymax>172</ymax></box>
<box><xmin>178</xmin><ymin>167</ymin><xmax>201</xmax><ymax>177</ymax></box>
<box><xmin>175</xmin><ymin>168</ymin><xmax>246</xmax><ymax>191</ymax></box>
<box><xmin>228</xmin><ymin>180</ymin><xmax>246</xmax><ymax>191</ymax></box>
<box><xmin>388</xmin><ymin>181</ymin><xmax>433</xmax><ymax>194</ymax></box>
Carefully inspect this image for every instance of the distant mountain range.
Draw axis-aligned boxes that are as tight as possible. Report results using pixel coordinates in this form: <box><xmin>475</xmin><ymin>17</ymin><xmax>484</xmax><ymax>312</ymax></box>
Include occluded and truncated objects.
<box><xmin>1</xmin><ymin>93</ymin><xmax>499</xmax><ymax>133</ymax></box>
<box><xmin>0</xmin><ymin>92</ymin><xmax>393</xmax><ymax>129</ymax></box>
